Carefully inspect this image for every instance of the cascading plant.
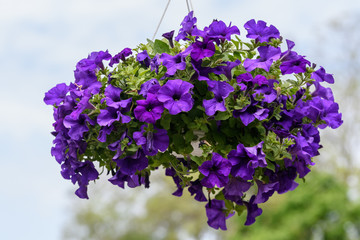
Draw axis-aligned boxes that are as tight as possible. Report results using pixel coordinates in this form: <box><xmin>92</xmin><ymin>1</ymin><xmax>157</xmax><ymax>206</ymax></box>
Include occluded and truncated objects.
<box><xmin>44</xmin><ymin>12</ymin><xmax>343</xmax><ymax>230</ymax></box>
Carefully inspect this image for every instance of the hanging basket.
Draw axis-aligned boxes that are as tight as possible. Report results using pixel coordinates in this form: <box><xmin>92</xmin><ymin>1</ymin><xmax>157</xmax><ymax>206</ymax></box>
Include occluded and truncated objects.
<box><xmin>44</xmin><ymin>11</ymin><xmax>343</xmax><ymax>230</ymax></box>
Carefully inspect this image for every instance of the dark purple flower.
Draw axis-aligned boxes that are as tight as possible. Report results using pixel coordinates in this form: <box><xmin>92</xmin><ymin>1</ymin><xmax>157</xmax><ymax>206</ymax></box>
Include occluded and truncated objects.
<box><xmin>165</xmin><ymin>167</ymin><xmax>184</xmax><ymax>196</ymax></box>
<box><xmin>301</xmin><ymin>96</ymin><xmax>343</xmax><ymax>129</ymax></box>
<box><xmin>188</xmin><ymin>180</ymin><xmax>207</xmax><ymax>202</ymax></box>
<box><xmin>191</xmin><ymin>59</ymin><xmax>213</xmax><ymax>81</ymax></box>
<box><xmin>97</xmin><ymin>125</ymin><xmax>114</xmax><ymax>142</ymax></box>
<box><xmin>97</xmin><ymin>105</ymin><xmax>131</xmax><ymax>127</ymax></box>
<box><xmin>253</xmin><ymin>180</ymin><xmax>278</xmax><ymax>204</ymax></box>
<box><xmin>63</xmin><ymin>114</ymin><xmax>95</xmax><ymax>140</ymax></box>
<box><xmin>133</xmin><ymin>125</ymin><xmax>169</xmax><ymax>156</ymax></box>
<box><xmin>73</xmin><ymin>70</ymin><xmax>102</xmax><ymax>94</ymax></box>
<box><xmin>199</xmin><ymin>152</ymin><xmax>232</xmax><ymax>188</ymax></box>
<box><xmin>113</xmin><ymin>149</ymin><xmax>148</xmax><ymax>175</ymax></box>
<box><xmin>244</xmin><ymin>19</ymin><xmax>280</xmax><ymax>43</ymax></box>
<box><xmin>244</xmin><ymin>196</ymin><xmax>263</xmax><ymax>225</ymax></box>
<box><xmin>205</xmin><ymin>20</ymin><xmax>240</xmax><ymax>43</ymax></box>
<box><xmin>139</xmin><ymin>79</ymin><xmax>161</xmax><ymax>98</ymax></box>
<box><xmin>160</xmin><ymin>52</ymin><xmax>187</xmax><ymax>76</ymax></box>
<box><xmin>233</xmin><ymin>102</ymin><xmax>269</xmax><ymax>126</ymax></box>
<box><xmin>190</xmin><ymin>38</ymin><xmax>216</xmax><ymax>61</ymax></box>
<box><xmin>228</xmin><ymin>142</ymin><xmax>267</xmax><ymax>180</ymax></box>
<box><xmin>150</xmin><ymin>55</ymin><xmax>161</xmax><ymax>74</ymax></box>
<box><xmin>76</xmin><ymin>50</ymin><xmax>112</xmax><ymax>72</ymax></box>
<box><xmin>69</xmin><ymin>89</ymin><xmax>95</xmax><ymax>119</ymax></box>
<box><xmin>175</xmin><ymin>11</ymin><xmax>197</xmax><ymax>41</ymax></box>
<box><xmin>73</xmin><ymin>160</ymin><xmax>99</xmax><ymax>199</ymax></box>
<box><xmin>109</xmin><ymin>48</ymin><xmax>132</xmax><ymax>67</ymax></box>
<box><xmin>312</xmin><ymin>81</ymin><xmax>334</xmax><ymax>101</ymax></box>
<box><xmin>223</xmin><ymin>177</ymin><xmax>252</xmax><ymax>203</ymax></box>
<box><xmin>162</xmin><ymin>30</ymin><xmax>175</xmax><ymax>48</ymax></box>
<box><xmin>137</xmin><ymin>50</ymin><xmax>151</xmax><ymax>68</ymax></box>
<box><xmin>280</xmin><ymin>54</ymin><xmax>310</xmax><ymax>74</ymax></box>
<box><xmin>244</xmin><ymin>45</ymin><xmax>281</xmax><ymax>72</ymax></box>
<box><xmin>157</xmin><ymin>79</ymin><xmax>194</xmax><ymax>115</ymax></box>
<box><xmin>252</xmin><ymin>79</ymin><xmax>278</xmax><ymax>103</ymax></box>
<box><xmin>203</xmin><ymin>81</ymin><xmax>234</xmax><ymax>116</ymax></box>
<box><xmin>311</xmin><ymin>66</ymin><xmax>334</xmax><ymax>84</ymax></box>
<box><xmin>213</xmin><ymin>60</ymin><xmax>241</xmax><ymax>81</ymax></box>
<box><xmin>104</xmin><ymin>85</ymin><xmax>127</xmax><ymax>109</ymax></box>
<box><xmin>108</xmin><ymin>130</ymin><xmax>133</xmax><ymax>159</ymax></box>
<box><xmin>134</xmin><ymin>93</ymin><xmax>164</xmax><ymax>124</ymax></box>
<box><xmin>44</xmin><ymin>83</ymin><xmax>69</xmax><ymax>105</ymax></box>
<box><xmin>205</xmin><ymin>199</ymin><xmax>230</xmax><ymax>230</ymax></box>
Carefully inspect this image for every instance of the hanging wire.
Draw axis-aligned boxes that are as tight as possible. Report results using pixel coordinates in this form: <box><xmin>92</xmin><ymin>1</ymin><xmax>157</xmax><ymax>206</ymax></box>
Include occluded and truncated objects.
<box><xmin>152</xmin><ymin>0</ymin><xmax>195</xmax><ymax>40</ymax></box>
<box><xmin>189</xmin><ymin>0</ymin><xmax>194</xmax><ymax>14</ymax></box>
<box><xmin>152</xmin><ymin>0</ymin><xmax>171</xmax><ymax>41</ymax></box>
<box><xmin>186</xmin><ymin>0</ymin><xmax>191</xmax><ymax>13</ymax></box>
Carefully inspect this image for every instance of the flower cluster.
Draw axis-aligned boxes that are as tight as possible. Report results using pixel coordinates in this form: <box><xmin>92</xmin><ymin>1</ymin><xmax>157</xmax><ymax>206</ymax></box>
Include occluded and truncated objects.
<box><xmin>44</xmin><ymin>12</ymin><xmax>342</xmax><ymax>230</ymax></box>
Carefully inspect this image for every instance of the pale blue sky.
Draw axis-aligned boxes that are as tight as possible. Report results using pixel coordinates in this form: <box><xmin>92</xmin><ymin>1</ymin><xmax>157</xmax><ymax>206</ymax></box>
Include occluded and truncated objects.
<box><xmin>0</xmin><ymin>0</ymin><xmax>359</xmax><ymax>239</ymax></box>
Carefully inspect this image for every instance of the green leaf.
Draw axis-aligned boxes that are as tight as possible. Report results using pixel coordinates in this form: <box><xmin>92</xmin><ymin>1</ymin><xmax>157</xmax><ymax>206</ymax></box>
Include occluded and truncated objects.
<box><xmin>190</xmin><ymin>155</ymin><xmax>204</xmax><ymax>166</ymax></box>
<box><xmin>214</xmin><ymin>111</ymin><xmax>231</xmax><ymax>121</ymax></box>
<box><xmin>154</xmin><ymin>39</ymin><xmax>170</xmax><ymax>54</ymax></box>
<box><xmin>160</xmin><ymin>114</ymin><xmax>171</xmax><ymax>130</ymax></box>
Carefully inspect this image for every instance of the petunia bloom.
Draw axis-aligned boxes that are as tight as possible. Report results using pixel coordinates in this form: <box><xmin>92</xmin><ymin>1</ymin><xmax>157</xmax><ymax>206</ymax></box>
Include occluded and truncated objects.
<box><xmin>157</xmin><ymin>79</ymin><xmax>194</xmax><ymax>115</ymax></box>
<box><xmin>160</xmin><ymin>52</ymin><xmax>187</xmax><ymax>76</ymax></box>
<box><xmin>205</xmin><ymin>199</ymin><xmax>232</xmax><ymax>230</ymax></box>
<box><xmin>133</xmin><ymin>124</ymin><xmax>169</xmax><ymax>156</ymax></box>
<box><xmin>203</xmin><ymin>81</ymin><xmax>234</xmax><ymax>116</ymax></box>
<box><xmin>109</xmin><ymin>48</ymin><xmax>132</xmax><ymax>67</ymax></box>
<box><xmin>134</xmin><ymin>93</ymin><xmax>164</xmax><ymax>124</ymax></box>
<box><xmin>243</xmin><ymin>45</ymin><xmax>281</xmax><ymax>72</ymax></box>
<box><xmin>198</xmin><ymin>152</ymin><xmax>232</xmax><ymax>188</ymax></box>
<box><xmin>44</xmin><ymin>83</ymin><xmax>69</xmax><ymax>105</ymax></box>
<box><xmin>113</xmin><ymin>149</ymin><xmax>149</xmax><ymax>175</ymax></box>
<box><xmin>244</xmin><ymin>19</ymin><xmax>280</xmax><ymax>43</ymax></box>
<box><xmin>228</xmin><ymin>141</ymin><xmax>267</xmax><ymax>180</ymax></box>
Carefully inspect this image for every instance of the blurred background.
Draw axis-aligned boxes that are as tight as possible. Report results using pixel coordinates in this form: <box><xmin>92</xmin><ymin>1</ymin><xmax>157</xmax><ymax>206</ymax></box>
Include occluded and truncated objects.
<box><xmin>1</xmin><ymin>0</ymin><xmax>359</xmax><ymax>239</ymax></box>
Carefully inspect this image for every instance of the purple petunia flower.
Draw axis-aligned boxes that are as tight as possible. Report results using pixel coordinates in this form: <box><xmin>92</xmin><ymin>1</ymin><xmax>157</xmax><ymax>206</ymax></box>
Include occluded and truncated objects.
<box><xmin>188</xmin><ymin>180</ymin><xmax>207</xmax><ymax>202</ymax></box>
<box><xmin>108</xmin><ymin>130</ymin><xmax>133</xmax><ymax>160</ymax></box>
<box><xmin>73</xmin><ymin>160</ymin><xmax>99</xmax><ymax>199</ymax></box>
<box><xmin>97</xmin><ymin>125</ymin><xmax>114</xmax><ymax>142</ymax></box>
<box><xmin>205</xmin><ymin>199</ymin><xmax>232</xmax><ymax>230</ymax></box>
<box><xmin>165</xmin><ymin>167</ymin><xmax>184</xmax><ymax>196</ymax></box>
<box><xmin>97</xmin><ymin>104</ymin><xmax>132</xmax><ymax>127</ymax></box>
<box><xmin>133</xmin><ymin>124</ymin><xmax>169</xmax><ymax>156</ymax></box>
<box><xmin>63</xmin><ymin>114</ymin><xmax>95</xmax><ymax>140</ymax></box>
<box><xmin>205</xmin><ymin>20</ymin><xmax>240</xmax><ymax>43</ymax></box>
<box><xmin>113</xmin><ymin>149</ymin><xmax>148</xmax><ymax>175</ymax></box>
<box><xmin>228</xmin><ymin>141</ymin><xmax>267</xmax><ymax>180</ymax></box>
<box><xmin>203</xmin><ymin>81</ymin><xmax>234</xmax><ymax>116</ymax></box>
<box><xmin>137</xmin><ymin>50</ymin><xmax>151</xmax><ymax>68</ymax></box>
<box><xmin>311</xmin><ymin>66</ymin><xmax>335</xmax><ymax>84</ymax></box>
<box><xmin>244</xmin><ymin>196</ymin><xmax>263</xmax><ymax>225</ymax></box>
<box><xmin>199</xmin><ymin>152</ymin><xmax>232</xmax><ymax>188</ymax></box>
<box><xmin>157</xmin><ymin>79</ymin><xmax>194</xmax><ymax>115</ymax></box>
<box><xmin>244</xmin><ymin>19</ymin><xmax>280</xmax><ymax>43</ymax></box>
<box><xmin>104</xmin><ymin>85</ymin><xmax>127</xmax><ymax>109</ymax></box>
<box><xmin>223</xmin><ymin>177</ymin><xmax>252</xmax><ymax>203</ymax></box>
<box><xmin>233</xmin><ymin>101</ymin><xmax>269</xmax><ymax>126</ymax></box>
<box><xmin>134</xmin><ymin>93</ymin><xmax>164</xmax><ymax>124</ymax></box>
<box><xmin>175</xmin><ymin>11</ymin><xmax>198</xmax><ymax>41</ymax></box>
<box><xmin>253</xmin><ymin>180</ymin><xmax>279</xmax><ymax>204</ymax></box>
<box><xmin>109</xmin><ymin>48</ymin><xmax>132</xmax><ymax>67</ymax></box>
<box><xmin>160</xmin><ymin>52</ymin><xmax>187</xmax><ymax>76</ymax></box>
<box><xmin>162</xmin><ymin>30</ymin><xmax>175</xmax><ymax>48</ymax></box>
<box><xmin>190</xmin><ymin>38</ymin><xmax>216</xmax><ymax>61</ymax></box>
<box><xmin>301</xmin><ymin>96</ymin><xmax>343</xmax><ymax>129</ymax></box>
<box><xmin>212</xmin><ymin>60</ymin><xmax>241</xmax><ymax>81</ymax></box>
<box><xmin>243</xmin><ymin>45</ymin><xmax>281</xmax><ymax>72</ymax></box>
<box><xmin>139</xmin><ymin>79</ymin><xmax>161</xmax><ymax>98</ymax></box>
<box><xmin>76</xmin><ymin>50</ymin><xmax>112</xmax><ymax>72</ymax></box>
<box><xmin>44</xmin><ymin>83</ymin><xmax>70</xmax><ymax>105</ymax></box>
